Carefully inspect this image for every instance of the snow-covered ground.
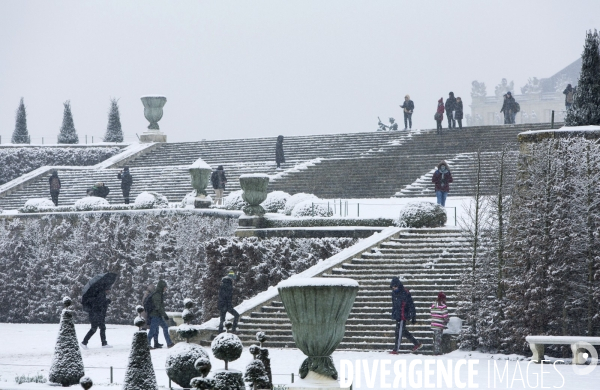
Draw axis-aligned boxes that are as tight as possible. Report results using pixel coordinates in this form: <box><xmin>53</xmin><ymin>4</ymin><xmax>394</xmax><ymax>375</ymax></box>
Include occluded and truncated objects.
<box><xmin>0</xmin><ymin>324</ymin><xmax>598</xmax><ymax>389</ymax></box>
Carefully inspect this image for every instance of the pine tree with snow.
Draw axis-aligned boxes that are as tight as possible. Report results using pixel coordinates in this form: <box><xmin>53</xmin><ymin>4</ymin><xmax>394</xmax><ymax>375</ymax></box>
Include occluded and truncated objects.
<box><xmin>11</xmin><ymin>98</ymin><xmax>29</xmax><ymax>144</ymax></box>
<box><xmin>565</xmin><ymin>30</ymin><xmax>600</xmax><ymax>126</ymax></box>
<box><xmin>49</xmin><ymin>297</ymin><xmax>85</xmax><ymax>386</ymax></box>
<box><xmin>57</xmin><ymin>101</ymin><xmax>79</xmax><ymax>144</ymax></box>
<box><xmin>103</xmin><ymin>98</ymin><xmax>123</xmax><ymax>143</ymax></box>
<box><xmin>123</xmin><ymin>308</ymin><xmax>158</xmax><ymax>390</ymax></box>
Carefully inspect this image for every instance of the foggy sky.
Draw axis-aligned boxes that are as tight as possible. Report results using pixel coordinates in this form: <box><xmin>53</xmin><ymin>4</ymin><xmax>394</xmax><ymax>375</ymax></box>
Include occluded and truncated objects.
<box><xmin>1</xmin><ymin>0</ymin><xmax>598</xmax><ymax>143</ymax></box>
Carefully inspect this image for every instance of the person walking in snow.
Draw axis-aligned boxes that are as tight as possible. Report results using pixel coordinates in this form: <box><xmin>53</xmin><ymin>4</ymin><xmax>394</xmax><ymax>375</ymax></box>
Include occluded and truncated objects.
<box><xmin>389</xmin><ymin>277</ymin><xmax>422</xmax><ymax>354</ymax></box>
<box><xmin>49</xmin><ymin>170</ymin><xmax>61</xmax><ymax>206</ymax></box>
<box><xmin>430</xmin><ymin>292</ymin><xmax>449</xmax><ymax>355</ymax></box>
<box><xmin>506</xmin><ymin>92</ymin><xmax>518</xmax><ymax>124</ymax></box>
<box><xmin>445</xmin><ymin>92</ymin><xmax>457</xmax><ymax>129</ymax></box>
<box><xmin>211</xmin><ymin>165</ymin><xmax>227</xmax><ymax>206</ymax></box>
<box><xmin>500</xmin><ymin>94</ymin><xmax>510</xmax><ymax>124</ymax></box>
<box><xmin>400</xmin><ymin>95</ymin><xmax>415</xmax><ymax>130</ymax></box>
<box><xmin>117</xmin><ymin>167</ymin><xmax>133</xmax><ymax>204</ymax></box>
<box><xmin>81</xmin><ymin>289</ymin><xmax>112</xmax><ymax>349</ymax></box>
<box><xmin>140</xmin><ymin>283</ymin><xmax>154</xmax><ymax>331</ymax></box>
<box><xmin>563</xmin><ymin>83</ymin><xmax>575</xmax><ymax>110</ymax></box>
<box><xmin>435</xmin><ymin>98</ymin><xmax>445</xmax><ymax>134</ymax></box>
<box><xmin>275</xmin><ymin>135</ymin><xmax>285</xmax><ymax>169</ymax></box>
<box><xmin>218</xmin><ymin>276</ymin><xmax>240</xmax><ymax>333</ymax></box>
<box><xmin>455</xmin><ymin>97</ymin><xmax>464</xmax><ymax>129</ymax></box>
<box><xmin>432</xmin><ymin>161</ymin><xmax>453</xmax><ymax>207</ymax></box>
<box><xmin>146</xmin><ymin>280</ymin><xmax>174</xmax><ymax>349</ymax></box>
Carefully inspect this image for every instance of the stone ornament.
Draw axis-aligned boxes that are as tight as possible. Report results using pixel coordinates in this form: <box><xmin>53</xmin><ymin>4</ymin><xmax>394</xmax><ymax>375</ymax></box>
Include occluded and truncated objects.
<box><xmin>239</xmin><ymin>174</ymin><xmax>270</xmax><ymax>216</ymax></box>
<box><xmin>141</xmin><ymin>96</ymin><xmax>167</xmax><ymax>130</ymax></box>
<box><xmin>277</xmin><ymin>278</ymin><xmax>359</xmax><ymax>380</ymax></box>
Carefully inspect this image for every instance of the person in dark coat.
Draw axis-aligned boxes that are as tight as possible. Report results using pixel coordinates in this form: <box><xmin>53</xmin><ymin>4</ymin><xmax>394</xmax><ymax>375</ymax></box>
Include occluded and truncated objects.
<box><xmin>146</xmin><ymin>280</ymin><xmax>174</xmax><ymax>349</ymax></box>
<box><xmin>117</xmin><ymin>167</ymin><xmax>133</xmax><ymax>204</ymax></box>
<box><xmin>432</xmin><ymin>160</ymin><xmax>453</xmax><ymax>207</ymax></box>
<box><xmin>81</xmin><ymin>289</ymin><xmax>112</xmax><ymax>348</ymax></box>
<box><xmin>445</xmin><ymin>92</ymin><xmax>457</xmax><ymax>129</ymax></box>
<box><xmin>506</xmin><ymin>92</ymin><xmax>518</xmax><ymax>124</ymax></box>
<box><xmin>563</xmin><ymin>84</ymin><xmax>575</xmax><ymax>110</ymax></box>
<box><xmin>389</xmin><ymin>277</ymin><xmax>422</xmax><ymax>354</ymax></box>
<box><xmin>435</xmin><ymin>98</ymin><xmax>445</xmax><ymax>134</ymax></box>
<box><xmin>500</xmin><ymin>94</ymin><xmax>510</xmax><ymax>124</ymax></box>
<box><xmin>455</xmin><ymin>97</ymin><xmax>464</xmax><ymax>129</ymax></box>
<box><xmin>210</xmin><ymin>165</ymin><xmax>227</xmax><ymax>206</ymax></box>
<box><xmin>90</xmin><ymin>182</ymin><xmax>110</xmax><ymax>198</ymax></box>
<box><xmin>275</xmin><ymin>135</ymin><xmax>285</xmax><ymax>169</ymax></box>
<box><xmin>49</xmin><ymin>170</ymin><xmax>61</xmax><ymax>206</ymax></box>
<box><xmin>400</xmin><ymin>95</ymin><xmax>415</xmax><ymax>130</ymax></box>
<box><xmin>218</xmin><ymin>276</ymin><xmax>239</xmax><ymax>333</ymax></box>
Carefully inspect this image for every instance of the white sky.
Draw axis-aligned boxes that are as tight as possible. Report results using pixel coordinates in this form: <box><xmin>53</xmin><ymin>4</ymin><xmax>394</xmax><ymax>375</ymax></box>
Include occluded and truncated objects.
<box><xmin>1</xmin><ymin>0</ymin><xmax>598</xmax><ymax>143</ymax></box>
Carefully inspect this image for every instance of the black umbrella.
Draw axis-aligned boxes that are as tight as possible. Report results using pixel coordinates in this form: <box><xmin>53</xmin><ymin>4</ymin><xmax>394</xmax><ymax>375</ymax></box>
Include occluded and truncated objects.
<box><xmin>82</xmin><ymin>273</ymin><xmax>118</xmax><ymax>301</ymax></box>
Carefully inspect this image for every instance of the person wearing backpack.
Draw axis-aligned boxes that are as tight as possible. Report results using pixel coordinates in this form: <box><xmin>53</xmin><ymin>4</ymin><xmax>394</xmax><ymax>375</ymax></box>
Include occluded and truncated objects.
<box><xmin>145</xmin><ymin>280</ymin><xmax>174</xmax><ymax>349</ymax></box>
<box><xmin>210</xmin><ymin>166</ymin><xmax>227</xmax><ymax>206</ymax></box>
<box><xmin>563</xmin><ymin>84</ymin><xmax>575</xmax><ymax>110</ymax></box>
<box><xmin>506</xmin><ymin>92</ymin><xmax>518</xmax><ymax>124</ymax></box>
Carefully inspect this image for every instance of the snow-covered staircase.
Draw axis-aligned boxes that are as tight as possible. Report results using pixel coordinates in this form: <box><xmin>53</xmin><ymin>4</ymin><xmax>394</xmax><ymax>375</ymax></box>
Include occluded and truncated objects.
<box><xmin>227</xmin><ymin>228</ymin><xmax>468</xmax><ymax>354</ymax></box>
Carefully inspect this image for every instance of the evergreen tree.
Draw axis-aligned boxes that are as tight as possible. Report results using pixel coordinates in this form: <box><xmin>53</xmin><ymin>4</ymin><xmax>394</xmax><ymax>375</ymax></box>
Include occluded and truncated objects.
<box><xmin>11</xmin><ymin>98</ymin><xmax>29</xmax><ymax>144</ymax></box>
<box><xmin>565</xmin><ymin>30</ymin><xmax>600</xmax><ymax>126</ymax></box>
<box><xmin>123</xmin><ymin>309</ymin><xmax>158</xmax><ymax>390</ymax></box>
<box><xmin>103</xmin><ymin>98</ymin><xmax>123</xmax><ymax>143</ymax></box>
<box><xmin>57</xmin><ymin>101</ymin><xmax>79</xmax><ymax>144</ymax></box>
<box><xmin>49</xmin><ymin>297</ymin><xmax>85</xmax><ymax>386</ymax></box>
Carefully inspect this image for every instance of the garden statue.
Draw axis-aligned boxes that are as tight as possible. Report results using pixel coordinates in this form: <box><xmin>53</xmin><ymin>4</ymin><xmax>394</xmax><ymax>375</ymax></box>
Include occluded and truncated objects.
<box><xmin>140</xmin><ymin>96</ymin><xmax>167</xmax><ymax>142</ymax></box>
<box><xmin>188</xmin><ymin>158</ymin><xmax>213</xmax><ymax>208</ymax></box>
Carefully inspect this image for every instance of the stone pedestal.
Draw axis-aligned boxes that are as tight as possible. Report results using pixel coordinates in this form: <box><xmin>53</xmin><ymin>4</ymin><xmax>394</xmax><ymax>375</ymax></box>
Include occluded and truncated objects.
<box><xmin>140</xmin><ymin>131</ymin><xmax>167</xmax><ymax>143</ymax></box>
<box><xmin>285</xmin><ymin>372</ymin><xmax>350</xmax><ymax>390</ymax></box>
<box><xmin>194</xmin><ymin>197</ymin><xmax>212</xmax><ymax>209</ymax></box>
<box><xmin>238</xmin><ymin>215</ymin><xmax>268</xmax><ymax>229</ymax></box>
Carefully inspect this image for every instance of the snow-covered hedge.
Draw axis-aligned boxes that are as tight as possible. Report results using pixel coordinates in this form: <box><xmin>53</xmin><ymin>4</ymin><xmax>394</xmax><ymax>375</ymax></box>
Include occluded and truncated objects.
<box><xmin>396</xmin><ymin>201</ymin><xmax>447</xmax><ymax>228</ymax></box>
<box><xmin>200</xmin><ymin>236</ymin><xmax>357</xmax><ymax>322</ymax></box>
<box><xmin>282</xmin><ymin>193</ymin><xmax>318</xmax><ymax>215</ymax></box>
<box><xmin>134</xmin><ymin>191</ymin><xmax>169</xmax><ymax>209</ymax></box>
<box><xmin>265</xmin><ymin>217</ymin><xmax>395</xmax><ymax>228</ymax></box>
<box><xmin>222</xmin><ymin>190</ymin><xmax>246</xmax><ymax>210</ymax></box>
<box><xmin>260</xmin><ymin>191</ymin><xmax>290</xmax><ymax>213</ymax></box>
<box><xmin>0</xmin><ymin>210</ymin><xmax>239</xmax><ymax>323</ymax></box>
<box><xmin>74</xmin><ymin>197</ymin><xmax>110</xmax><ymax>211</ymax></box>
<box><xmin>0</xmin><ymin>147</ymin><xmax>121</xmax><ymax>185</ymax></box>
<box><xmin>291</xmin><ymin>200</ymin><xmax>333</xmax><ymax>217</ymax></box>
<box><xmin>21</xmin><ymin>198</ymin><xmax>55</xmax><ymax>213</ymax></box>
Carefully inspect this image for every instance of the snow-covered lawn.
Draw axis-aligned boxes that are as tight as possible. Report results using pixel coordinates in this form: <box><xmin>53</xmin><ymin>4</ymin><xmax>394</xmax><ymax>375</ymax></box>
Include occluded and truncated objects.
<box><xmin>0</xmin><ymin>324</ymin><xmax>598</xmax><ymax>389</ymax></box>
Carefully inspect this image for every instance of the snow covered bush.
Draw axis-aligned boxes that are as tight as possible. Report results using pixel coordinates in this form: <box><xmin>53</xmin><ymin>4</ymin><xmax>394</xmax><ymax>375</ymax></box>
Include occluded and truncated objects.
<box><xmin>291</xmin><ymin>200</ymin><xmax>333</xmax><ymax>217</ymax></box>
<box><xmin>20</xmin><ymin>198</ymin><xmax>55</xmax><ymax>213</ymax></box>
<box><xmin>201</xmin><ymin>236</ymin><xmax>357</xmax><ymax>321</ymax></box>
<box><xmin>57</xmin><ymin>101</ymin><xmax>79</xmax><ymax>144</ymax></box>
<box><xmin>244</xmin><ymin>360</ymin><xmax>270</xmax><ymax>390</ymax></box>
<box><xmin>261</xmin><ymin>191</ymin><xmax>290</xmax><ymax>213</ymax></box>
<box><xmin>0</xmin><ymin>210</ymin><xmax>238</xmax><ymax>323</ymax></box>
<box><xmin>0</xmin><ymin>146</ymin><xmax>121</xmax><ymax>185</ymax></box>
<box><xmin>396</xmin><ymin>201</ymin><xmax>446</xmax><ymax>228</ymax></box>
<box><xmin>49</xmin><ymin>297</ymin><xmax>84</xmax><ymax>387</ymax></box>
<box><xmin>123</xmin><ymin>330</ymin><xmax>158</xmax><ymax>390</ymax></box>
<box><xmin>166</xmin><ymin>343</ymin><xmax>210</xmax><ymax>388</ymax></box>
<box><xmin>282</xmin><ymin>193</ymin><xmax>318</xmax><ymax>215</ymax></box>
<box><xmin>74</xmin><ymin>197</ymin><xmax>110</xmax><ymax>211</ymax></box>
<box><xmin>134</xmin><ymin>191</ymin><xmax>168</xmax><ymax>209</ymax></box>
<box><xmin>223</xmin><ymin>190</ymin><xmax>246</xmax><ymax>210</ymax></box>
<box><xmin>211</xmin><ymin>325</ymin><xmax>243</xmax><ymax>370</ymax></box>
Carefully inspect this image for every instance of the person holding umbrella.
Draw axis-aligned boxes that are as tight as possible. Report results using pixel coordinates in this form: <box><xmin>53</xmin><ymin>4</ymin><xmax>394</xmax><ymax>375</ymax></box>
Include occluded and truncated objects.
<box><xmin>80</xmin><ymin>272</ymin><xmax>117</xmax><ymax>349</ymax></box>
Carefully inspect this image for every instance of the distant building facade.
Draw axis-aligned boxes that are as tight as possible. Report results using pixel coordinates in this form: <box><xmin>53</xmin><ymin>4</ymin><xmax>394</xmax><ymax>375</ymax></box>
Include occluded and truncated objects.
<box><xmin>468</xmin><ymin>58</ymin><xmax>581</xmax><ymax>126</ymax></box>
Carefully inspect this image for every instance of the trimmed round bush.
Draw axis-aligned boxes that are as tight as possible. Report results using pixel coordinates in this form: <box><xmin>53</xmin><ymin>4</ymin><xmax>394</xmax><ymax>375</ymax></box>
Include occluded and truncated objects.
<box><xmin>165</xmin><ymin>343</ymin><xmax>210</xmax><ymax>388</ymax></box>
<box><xmin>283</xmin><ymin>193</ymin><xmax>318</xmax><ymax>215</ymax></box>
<box><xmin>211</xmin><ymin>333</ymin><xmax>243</xmax><ymax>365</ymax></box>
<box><xmin>21</xmin><ymin>198</ymin><xmax>55</xmax><ymax>212</ymax></box>
<box><xmin>74</xmin><ymin>197</ymin><xmax>110</xmax><ymax>211</ymax></box>
<box><xmin>134</xmin><ymin>191</ymin><xmax>168</xmax><ymax>209</ymax></box>
<box><xmin>261</xmin><ymin>191</ymin><xmax>290</xmax><ymax>213</ymax></box>
<box><xmin>222</xmin><ymin>190</ymin><xmax>246</xmax><ymax>210</ymax></box>
<box><xmin>396</xmin><ymin>201</ymin><xmax>447</xmax><ymax>228</ymax></box>
<box><xmin>291</xmin><ymin>200</ymin><xmax>333</xmax><ymax>217</ymax></box>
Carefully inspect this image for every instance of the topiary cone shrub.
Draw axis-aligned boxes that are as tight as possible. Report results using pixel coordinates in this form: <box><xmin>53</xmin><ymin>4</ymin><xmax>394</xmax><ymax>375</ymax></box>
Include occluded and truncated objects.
<box><xmin>49</xmin><ymin>297</ymin><xmax>85</xmax><ymax>387</ymax></box>
<box><xmin>396</xmin><ymin>201</ymin><xmax>447</xmax><ymax>228</ymax></box>
<box><xmin>123</xmin><ymin>308</ymin><xmax>158</xmax><ymax>390</ymax></box>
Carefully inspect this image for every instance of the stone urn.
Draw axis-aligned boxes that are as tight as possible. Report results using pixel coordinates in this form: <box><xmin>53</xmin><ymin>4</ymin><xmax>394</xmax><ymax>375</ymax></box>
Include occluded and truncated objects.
<box><xmin>277</xmin><ymin>278</ymin><xmax>358</xmax><ymax>381</ymax></box>
<box><xmin>140</xmin><ymin>96</ymin><xmax>167</xmax><ymax>142</ymax></box>
<box><xmin>239</xmin><ymin>174</ymin><xmax>269</xmax><ymax>216</ymax></box>
<box><xmin>189</xmin><ymin>158</ymin><xmax>212</xmax><ymax>208</ymax></box>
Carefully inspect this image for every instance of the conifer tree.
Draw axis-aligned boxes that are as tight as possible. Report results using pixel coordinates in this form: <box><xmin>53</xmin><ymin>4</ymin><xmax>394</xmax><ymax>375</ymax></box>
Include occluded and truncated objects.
<box><xmin>565</xmin><ymin>30</ymin><xmax>600</xmax><ymax>126</ymax></box>
<box><xmin>103</xmin><ymin>98</ymin><xmax>123</xmax><ymax>142</ymax></box>
<box><xmin>49</xmin><ymin>297</ymin><xmax>85</xmax><ymax>386</ymax></box>
<box><xmin>57</xmin><ymin>101</ymin><xmax>79</xmax><ymax>144</ymax></box>
<box><xmin>11</xmin><ymin>98</ymin><xmax>29</xmax><ymax>144</ymax></box>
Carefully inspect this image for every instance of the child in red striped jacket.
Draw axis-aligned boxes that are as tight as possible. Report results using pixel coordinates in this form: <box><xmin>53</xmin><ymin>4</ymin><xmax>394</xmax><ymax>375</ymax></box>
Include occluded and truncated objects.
<box><xmin>430</xmin><ymin>292</ymin><xmax>449</xmax><ymax>355</ymax></box>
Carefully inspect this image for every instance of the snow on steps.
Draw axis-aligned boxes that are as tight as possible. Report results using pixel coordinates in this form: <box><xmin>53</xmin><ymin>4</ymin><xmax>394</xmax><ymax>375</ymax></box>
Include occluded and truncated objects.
<box><xmin>189</xmin><ymin>227</ymin><xmax>468</xmax><ymax>354</ymax></box>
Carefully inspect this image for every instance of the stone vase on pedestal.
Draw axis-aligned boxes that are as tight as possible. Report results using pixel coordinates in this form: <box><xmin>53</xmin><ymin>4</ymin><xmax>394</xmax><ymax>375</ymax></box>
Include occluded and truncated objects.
<box><xmin>239</xmin><ymin>174</ymin><xmax>269</xmax><ymax>216</ymax></box>
<box><xmin>189</xmin><ymin>158</ymin><xmax>212</xmax><ymax>208</ymax></box>
<box><xmin>277</xmin><ymin>278</ymin><xmax>358</xmax><ymax>389</ymax></box>
<box><xmin>140</xmin><ymin>96</ymin><xmax>167</xmax><ymax>143</ymax></box>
